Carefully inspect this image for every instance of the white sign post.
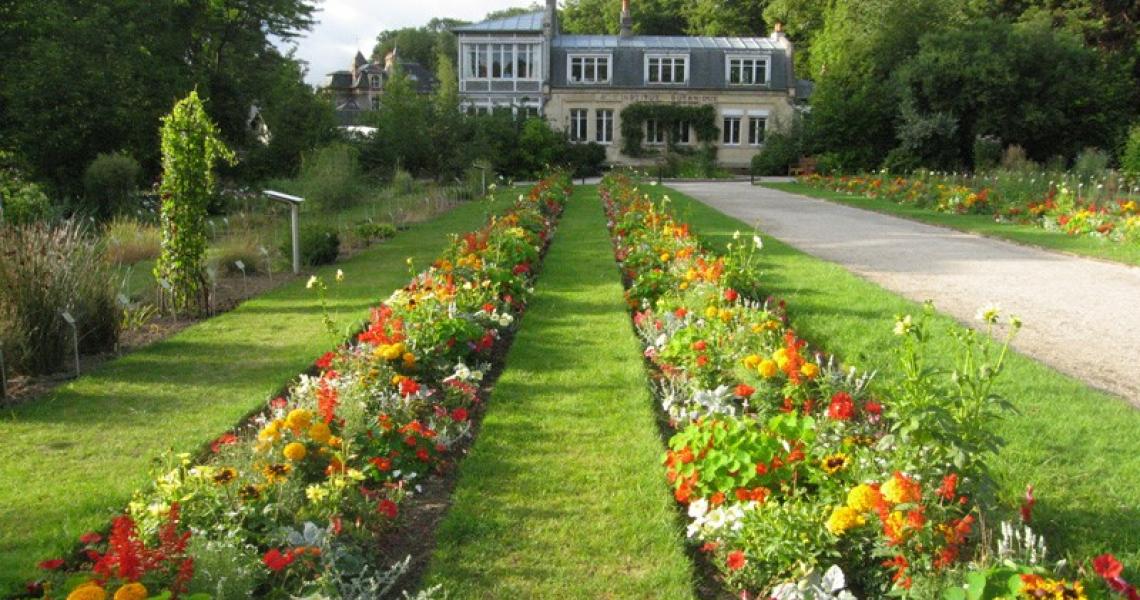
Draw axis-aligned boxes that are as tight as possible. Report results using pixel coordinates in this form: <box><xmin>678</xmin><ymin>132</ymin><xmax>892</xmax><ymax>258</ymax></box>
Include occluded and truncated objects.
<box><xmin>60</xmin><ymin>310</ymin><xmax>80</xmax><ymax>378</ymax></box>
<box><xmin>263</xmin><ymin>191</ymin><xmax>304</xmax><ymax>275</ymax></box>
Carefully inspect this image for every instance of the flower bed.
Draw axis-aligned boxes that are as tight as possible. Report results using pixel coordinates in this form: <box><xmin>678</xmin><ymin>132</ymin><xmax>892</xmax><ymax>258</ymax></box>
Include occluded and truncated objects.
<box><xmin>28</xmin><ymin>173</ymin><xmax>572</xmax><ymax>599</ymax></box>
<box><xmin>601</xmin><ymin>173</ymin><xmax>1134</xmax><ymax>599</ymax></box>
<box><xmin>800</xmin><ymin>173</ymin><xmax>1140</xmax><ymax>244</ymax></box>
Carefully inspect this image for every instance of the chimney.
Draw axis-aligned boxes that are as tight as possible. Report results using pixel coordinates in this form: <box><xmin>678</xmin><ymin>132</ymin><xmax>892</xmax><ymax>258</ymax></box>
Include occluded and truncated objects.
<box><xmin>768</xmin><ymin>22</ymin><xmax>796</xmax><ymax>93</ymax></box>
<box><xmin>385</xmin><ymin>48</ymin><xmax>398</xmax><ymax>72</ymax></box>
<box><xmin>620</xmin><ymin>0</ymin><xmax>633</xmax><ymax>38</ymax></box>
<box><xmin>545</xmin><ymin>0</ymin><xmax>558</xmax><ymax>36</ymax></box>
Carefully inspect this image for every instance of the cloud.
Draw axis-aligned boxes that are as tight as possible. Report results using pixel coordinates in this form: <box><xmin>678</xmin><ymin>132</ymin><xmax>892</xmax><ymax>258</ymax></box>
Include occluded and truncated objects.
<box><xmin>280</xmin><ymin>0</ymin><xmax>547</xmax><ymax>85</ymax></box>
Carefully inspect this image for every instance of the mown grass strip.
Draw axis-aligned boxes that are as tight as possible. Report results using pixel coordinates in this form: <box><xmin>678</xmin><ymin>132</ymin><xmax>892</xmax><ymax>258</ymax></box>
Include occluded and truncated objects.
<box><xmin>764</xmin><ymin>181</ymin><xmax>1140</xmax><ymax>267</ymax></box>
<box><xmin>423</xmin><ymin>187</ymin><xmax>697</xmax><ymax>598</ymax></box>
<box><xmin>656</xmin><ymin>184</ymin><xmax>1140</xmax><ymax>577</ymax></box>
<box><xmin>0</xmin><ymin>194</ymin><xmax>513</xmax><ymax>591</ymax></box>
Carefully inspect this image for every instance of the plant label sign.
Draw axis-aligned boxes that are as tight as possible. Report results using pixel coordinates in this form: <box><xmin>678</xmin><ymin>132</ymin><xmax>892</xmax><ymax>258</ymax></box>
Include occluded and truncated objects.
<box><xmin>235</xmin><ymin>260</ymin><xmax>246</xmax><ymax>272</ymax></box>
<box><xmin>60</xmin><ymin>311</ymin><xmax>75</xmax><ymax>325</ymax></box>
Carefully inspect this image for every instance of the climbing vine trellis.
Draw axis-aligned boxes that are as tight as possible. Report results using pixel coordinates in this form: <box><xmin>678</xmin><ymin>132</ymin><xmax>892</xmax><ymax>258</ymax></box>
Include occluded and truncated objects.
<box><xmin>619</xmin><ymin>103</ymin><xmax>719</xmax><ymax>157</ymax></box>
<box><xmin>154</xmin><ymin>90</ymin><xmax>235</xmax><ymax>315</ymax></box>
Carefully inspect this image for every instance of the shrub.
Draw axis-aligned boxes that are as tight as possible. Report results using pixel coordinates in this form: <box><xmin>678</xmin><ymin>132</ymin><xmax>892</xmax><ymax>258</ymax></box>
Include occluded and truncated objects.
<box><xmin>972</xmin><ymin>135</ymin><xmax>1002</xmax><ymax>172</ymax></box>
<box><xmin>567</xmin><ymin>142</ymin><xmax>608</xmax><ymax>178</ymax></box>
<box><xmin>1001</xmin><ymin>145</ymin><xmax>1037</xmax><ymax>172</ymax></box>
<box><xmin>289</xmin><ymin>225</ymin><xmax>340</xmax><ymax>266</ymax></box>
<box><xmin>354</xmin><ymin>220</ymin><xmax>397</xmax><ymax>243</ymax></box>
<box><xmin>1</xmin><ymin>151</ymin><xmax>53</xmax><ymax>225</ymax></box>
<box><xmin>813</xmin><ymin>152</ymin><xmax>845</xmax><ymax>176</ymax></box>
<box><xmin>1122</xmin><ymin>124</ymin><xmax>1140</xmax><ymax>177</ymax></box>
<box><xmin>1073</xmin><ymin>147</ymin><xmax>1110</xmax><ymax>180</ymax></box>
<box><xmin>297</xmin><ymin>143</ymin><xmax>363</xmax><ymax>211</ymax></box>
<box><xmin>82</xmin><ymin>152</ymin><xmax>140</xmax><ymax>220</ymax></box>
<box><xmin>0</xmin><ymin>221</ymin><xmax>120</xmax><ymax>375</ymax></box>
<box><xmin>751</xmin><ymin>131</ymin><xmax>800</xmax><ymax>176</ymax></box>
<box><xmin>390</xmin><ymin>167</ymin><xmax>418</xmax><ymax>195</ymax></box>
<box><xmin>102</xmin><ymin>216</ymin><xmax>161</xmax><ymax>266</ymax></box>
<box><xmin>212</xmin><ymin>233</ymin><xmax>265</xmax><ymax>275</ymax></box>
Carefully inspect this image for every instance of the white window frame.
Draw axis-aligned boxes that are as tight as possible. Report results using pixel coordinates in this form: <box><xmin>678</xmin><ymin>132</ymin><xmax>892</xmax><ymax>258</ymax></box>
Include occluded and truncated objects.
<box><xmin>461</xmin><ymin>41</ymin><xmax>542</xmax><ymax>82</ymax></box>
<box><xmin>672</xmin><ymin>121</ymin><xmax>691</xmax><ymax>145</ymax></box>
<box><xmin>371</xmin><ymin>96</ymin><xmax>380</xmax><ymax>111</ymax></box>
<box><xmin>369</xmin><ymin>74</ymin><xmax>382</xmax><ymax>89</ymax></box>
<box><xmin>568</xmin><ymin>53</ymin><xmax>613</xmax><ymax>85</ymax></box>
<box><xmin>645</xmin><ymin>54</ymin><xmax>690</xmax><ymax>85</ymax></box>
<box><xmin>748</xmin><ymin>112</ymin><xmax>768</xmax><ymax>146</ymax></box>
<box><xmin>645</xmin><ymin>119</ymin><xmax>666</xmax><ymax>145</ymax></box>
<box><xmin>570</xmin><ymin>108</ymin><xmax>589</xmax><ymax>142</ymax></box>
<box><xmin>722</xmin><ymin>114</ymin><xmax>742</xmax><ymax>146</ymax></box>
<box><xmin>596</xmin><ymin>109</ymin><xmax>614</xmax><ymax>144</ymax></box>
<box><xmin>725</xmin><ymin>54</ymin><xmax>771</xmax><ymax>86</ymax></box>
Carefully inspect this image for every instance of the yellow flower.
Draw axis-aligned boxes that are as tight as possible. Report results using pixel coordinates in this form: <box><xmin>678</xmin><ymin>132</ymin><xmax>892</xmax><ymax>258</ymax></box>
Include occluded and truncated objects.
<box><xmin>213</xmin><ymin>467</ymin><xmax>238</xmax><ymax>486</ymax></box>
<box><xmin>820</xmin><ymin>453</ymin><xmax>850</xmax><ymax>475</ymax></box>
<box><xmin>718</xmin><ymin>309</ymin><xmax>732</xmax><ymax>322</ymax></box>
<box><xmin>285</xmin><ymin>408</ymin><xmax>313</xmax><ymax>432</ymax></box>
<box><xmin>258</xmin><ymin>419</ymin><xmax>284</xmax><ymax>443</ymax></box>
<box><xmin>306</xmin><ymin>484</ymin><xmax>330</xmax><ymax>504</ymax></box>
<box><xmin>882</xmin><ymin>472</ymin><xmax>922</xmax><ymax>504</ymax></box>
<box><xmin>67</xmin><ymin>583</ymin><xmax>106</xmax><ymax>600</ymax></box>
<box><xmin>773</xmin><ymin>348</ymin><xmax>789</xmax><ymax>369</ymax></box>
<box><xmin>704</xmin><ymin>306</ymin><xmax>718</xmax><ymax>319</ymax></box>
<box><xmin>402</xmin><ymin>352</ymin><xmax>416</xmax><ymax>368</ymax></box>
<box><xmin>742</xmin><ymin>354</ymin><xmax>762</xmax><ymax>369</ymax></box>
<box><xmin>262</xmin><ymin>463</ymin><xmax>292</xmax><ymax>484</ymax></box>
<box><xmin>758</xmin><ymin>359</ymin><xmax>779</xmax><ymax>379</ymax></box>
<box><xmin>659</xmin><ymin>253</ymin><xmax>670</xmax><ymax>262</ymax></box>
<box><xmin>825</xmin><ymin>506</ymin><xmax>865</xmax><ymax>536</ymax></box>
<box><xmin>328</xmin><ymin>436</ymin><xmax>343</xmax><ymax>448</ymax></box>
<box><xmin>308</xmin><ymin>422</ymin><xmax>332</xmax><ymax>444</ymax></box>
<box><xmin>847</xmin><ymin>484</ymin><xmax>882</xmax><ymax>513</ymax></box>
<box><xmin>391</xmin><ymin>374</ymin><xmax>407</xmax><ymax>385</ymax></box>
<box><xmin>113</xmin><ymin>583</ymin><xmax>148</xmax><ymax>600</ymax></box>
<box><xmin>284</xmin><ymin>442</ymin><xmax>307</xmax><ymax>462</ymax></box>
<box><xmin>801</xmin><ymin>363</ymin><xmax>819</xmax><ymax>379</ymax></box>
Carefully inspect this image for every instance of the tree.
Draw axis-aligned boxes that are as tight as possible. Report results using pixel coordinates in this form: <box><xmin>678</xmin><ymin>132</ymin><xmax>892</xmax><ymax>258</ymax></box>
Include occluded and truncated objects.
<box><xmin>561</xmin><ymin>0</ymin><xmax>687</xmax><ymax>35</ymax></box>
<box><xmin>359</xmin><ymin>68</ymin><xmax>435</xmax><ymax>177</ymax></box>
<box><xmin>155</xmin><ymin>91</ymin><xmax>235</xmax><ymax>316</ymax></box>
<box><xmin>484</xmin><ymin>5</ymin><xmax>542</xmax><ymax>21</ymax></box>
<box><xmin>684</xmin><ymin>0</ymin><xmax>768</xmax><ymax>36</ymax></box>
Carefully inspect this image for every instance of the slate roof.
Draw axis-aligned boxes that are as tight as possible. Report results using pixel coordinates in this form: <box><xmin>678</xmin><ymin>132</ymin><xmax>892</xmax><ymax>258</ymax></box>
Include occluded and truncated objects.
<box><xmin>453</xmin><ymin>10</ymin><xmax>545</xmax><ymax>33</ymax></box>
<box><xmin>555</xmin><ymin>35</ymin><xmax>781</xmax><ymax>51</ymax></box>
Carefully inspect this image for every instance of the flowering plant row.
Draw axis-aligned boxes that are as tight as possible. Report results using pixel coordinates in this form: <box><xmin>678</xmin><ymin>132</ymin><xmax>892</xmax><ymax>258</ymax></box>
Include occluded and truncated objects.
<box><xmin>800</xmin><ymin>173</ymin><xmax>1140</xmax><ymax>244</ymax></box>
<box><xmin>30</xmin><ymin>173</ymin><xmax>573</xmax><ymax>600</ymax></box>
<box><xmin>600</xmin><ymin>173</ymin><xmax>1134</xmax><ymax>599</ymax></box>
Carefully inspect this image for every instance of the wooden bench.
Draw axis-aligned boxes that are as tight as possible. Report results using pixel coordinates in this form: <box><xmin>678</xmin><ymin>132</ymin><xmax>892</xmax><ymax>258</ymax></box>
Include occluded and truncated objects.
<box><xmin>789</xmin><ymin>157</ymin><xmax>818</xmax><ymax>177</ymax></box>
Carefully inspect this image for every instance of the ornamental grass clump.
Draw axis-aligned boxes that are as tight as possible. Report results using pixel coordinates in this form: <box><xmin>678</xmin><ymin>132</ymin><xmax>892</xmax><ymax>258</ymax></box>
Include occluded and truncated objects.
<box><xmin>0</xmin><ymin>221</ymin><xmax>119</xmax><ymax>375</ymax></box>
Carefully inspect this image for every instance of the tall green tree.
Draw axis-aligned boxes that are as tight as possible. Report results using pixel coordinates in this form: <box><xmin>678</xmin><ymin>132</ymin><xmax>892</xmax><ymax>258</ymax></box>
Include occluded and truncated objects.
<box><xmin>683</xmin><ymin>0</ymin><xmax>769</xmax><ymax>36</ymax></box>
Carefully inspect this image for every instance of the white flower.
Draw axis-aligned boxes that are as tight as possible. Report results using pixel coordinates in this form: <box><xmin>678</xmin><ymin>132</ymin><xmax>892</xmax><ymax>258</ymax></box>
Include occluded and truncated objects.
<box><xmin>753</xmin><ymin>235</ymin><xmax>763</xmax><ymax>250</ymax></box>
<box><xmin>688</xmin><ymin>498</ymin><xmax>709</xmax><ymax>519</ymax></box>
<box><xmin>976</xmin><ymin>303</ymin><xmax>1002</xmax><ymax>324</ymax></box>
<box><xmin>335</xmin><ymin>269</ymin><xmax>344</xmax><ymax>282</ymax></box>
<box><xmin>306</xmin><ymin>275</ymin><xmax>318</xmax><ymax>289</ymax></box>
<box><xmin>893</xmin><ymin>315</ymin><xmax>913</xmax><ymax>336</ymax></box>
<box><xmin>733</xmin><ymin>230</ymin><xmax>742</xmax><ymax>240</ymax></box>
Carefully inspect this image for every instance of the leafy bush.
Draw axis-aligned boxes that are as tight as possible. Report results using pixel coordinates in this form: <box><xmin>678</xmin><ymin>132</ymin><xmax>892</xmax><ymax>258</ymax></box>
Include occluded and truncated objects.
<box><xmin>82</xmin><ymin>151</ymin><xmax>140</xmax><ymax>220</ymax></box>
<box><xmin>1001</xmin><ymin>145</ymin><xmax>1037</xmax><ymax>172</ymax></box>
<box><xmin>1</xmin><ymin>151</ymin><xmax>53</xmax><ymax>225</ymax></box>
<box><xmin>567</xmin><ymin>142</ymin><xmax>608</xmax><ymax>178</ymax></box>
<box><xmin>1073</xmin><ymin>147</ymin><xmax>1110</xmax><ymax>180</ymax></box>
<box><xmin>751</xmin><ymin>131</ymin><xmax>800</xmax><ymax>176</ymax></box>
<box><xmin>289</xmin><ymin>225</ymin><xmax>340</xmax><ymax>266</ymax></box>
<box><xmin>1122</xmin><ymin>124</ymin><xmax>1140</xmax><ymax>177</ymax></box>
<box><xmin>354</xmin><ymin>220</ymin><xmax>397</xmax><ymax>243</ymax></box>
<box><xmin>102</xmin><ymin>216</ymin><xmax>160</xmax><ymax>266</ymax></box>
<box><xmin>973</xmin><ymin>135</ymin><xmax>1002</xmax><ymax>172</ymax></box>
<box><xmin>297</xmin><ymin>143</ymin><xmax>364</xmax><ymax>211</ymax></box>
<box><xmin>0</xmin><ymin>221</ymin><xmax>120</xmax><ymax>375</ymax></box>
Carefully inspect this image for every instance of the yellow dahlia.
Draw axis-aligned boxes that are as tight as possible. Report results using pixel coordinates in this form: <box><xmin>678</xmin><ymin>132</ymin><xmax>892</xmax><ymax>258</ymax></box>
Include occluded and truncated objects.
<box><xmin>67</xmin><ymin>583</ymin><xmax>106</xmax><ymax>600</ymax></box>
<box><xmin>758</xmin><ymin>359</ymin><xmax>779</xmax><ymax>379</ymax></box>
<box><xmin>283</xmin><ymin>442</ymin><xmax>307</xmax><ymax>462</ymax></box>
<box><xmin>847</xmin><ymin>484</ymin><xmax>883</xmax><ymax>513</ymax></box>
<box><xmin>825</xmin><ymin>506</ymin><xmax>865</xmax><ymax>536</ymax></box>
<box><xmin>285</xmin><ymin>408</ymin><xmax>313</xmax><ymax>432</ymax></box>
<box><xmin>882</xmin><ymin>472</ymin><xmax>922</xmax><ymax>504</ymax></box>
<box><xmin>113</xmin><ymin>583</ymin><xmax>148</xmax><ymax>600</ymax></box>
<box><xmin>308</xmin><ymin>422</ymin><xmax>332</xmax><ymax>444</ymax></box>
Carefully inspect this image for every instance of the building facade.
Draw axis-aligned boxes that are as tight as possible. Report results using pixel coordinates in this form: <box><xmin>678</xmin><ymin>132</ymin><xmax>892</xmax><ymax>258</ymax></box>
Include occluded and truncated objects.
<box><xmin>322</xmin><ymin>50</ymin><xmax>438</xmax><ymax>125</ymax></box>
<box><xmin>455</xmin><ymin>0</ymin><xmax>807</xmax><ymax>168</ymax></box>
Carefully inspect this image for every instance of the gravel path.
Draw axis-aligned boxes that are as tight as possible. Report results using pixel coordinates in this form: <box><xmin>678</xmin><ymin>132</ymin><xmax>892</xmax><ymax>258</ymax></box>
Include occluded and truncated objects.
<box><xmin>670</xmin><ymin>181</ymin><xmax>1140</xmax><ymax>406</ymax></box>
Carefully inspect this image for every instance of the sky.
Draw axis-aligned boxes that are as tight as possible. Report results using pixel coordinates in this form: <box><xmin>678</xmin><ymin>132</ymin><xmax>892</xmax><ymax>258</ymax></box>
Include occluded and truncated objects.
<box><xmin>280</xmin><ymin>0</ymin><xmax>542</xmax><ymax>85</ymax></box>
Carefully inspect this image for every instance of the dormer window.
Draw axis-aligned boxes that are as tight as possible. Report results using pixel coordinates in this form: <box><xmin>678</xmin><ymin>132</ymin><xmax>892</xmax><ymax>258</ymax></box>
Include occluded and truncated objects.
<box><xmin>645</xmin><ymin>54</ymin><xmax>689</xmax><ymax>84</ymax></box>
<box><xmin>370</xmin><ymin>74</ymin><xmax>381</xmax><ymax>89</ymax></box>
<box><xmin>569</xmin><ymin>54</ymin><xmax>611</xmax><ymax>84</ymax></box>
<box><xmin>726</xmin><ymin>55</ymin><xmax>770</xmax><ymax>86</ymax></box>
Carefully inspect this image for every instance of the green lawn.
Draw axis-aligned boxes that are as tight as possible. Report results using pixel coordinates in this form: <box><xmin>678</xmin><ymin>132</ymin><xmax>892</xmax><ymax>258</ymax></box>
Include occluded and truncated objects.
<box><xmin>422</xmin><ymin>187</ymin><xmax>697</xmax><ymax>598</ymax></box>
<box><xmin>765</xmin><ymin>182</ymin><xmax>1140</xmax><ymax>267</ymax></box>
<box><xmin>0</xmin><ymin>193</ymin><xmax>510</xmax><ymax>592</ymax></box>
<box><xmin>658</xmin><ymin>184</ymin><xmax>1140</xmax><ymax>577</ymax></box>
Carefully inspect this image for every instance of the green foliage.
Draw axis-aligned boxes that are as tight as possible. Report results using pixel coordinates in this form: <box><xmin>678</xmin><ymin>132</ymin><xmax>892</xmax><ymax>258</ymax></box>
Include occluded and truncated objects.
<box><xmin>155</xmin><ymin>91</ymin><xmax>236</xmax><ymax>316</ymax></box>
<box><xmin>0</xmin><ymin>151</ymin><xmax>52</xmax><ymax>225</ymax></box>
<box><xmin>567</xmin><ymin>142</ymin><xmax>608</xmax><ymax>177</ymax></box>
<box><xmin>751</xmin><ymin>124</ymin><xmax>804</xmax><ymax>176</ymax></box>
<box><xmin>297</xmin><ymin>143</ymin><xmax>364</xmax><ymax>211</ymax></box>
<box><xmin>102</xmin><ymin>216</ymin><xmax>161</xmax><ymax>266</ymax></box>
<box><xmin>620</xmin><ymin>103</ymin><xmax>718</xmax><ymax>157</ymax></box>
<box><xmin>890</xmin><ymin>103</ymin><xmax>961</xmax><ymax>171</ymax></box>
<box><xmin>0</xmin><ymin>221</ymin><xmax>119</xmax><ymax>375</ymax></box>
<box><xmin>292</xmin><ymin>225</ymin><xmax>340</xmax><ymax>266</ymax></box>
<box><xmin>360</xmin><ymin>68</ymin><xmax>435</xmax><ymax>177</ymax></box>
<box><xmin>682</xmin><ymin>0</ymin><xmax>767</xmax><ymax>36</ymax></box>
<box><xmin>1123</xmin><ymin>125</ymin><xmax>1140</xmax><ymax>176</ymax></box>
<box><xmin>354</xmin><ymin>220</ymin><xmax>397</xmax><ymax>243</ymax></box>
<box><xmin>82</xmin><ymin>151</ymin><xmax>140</xmax><ymax>221</ymax></box>
<box><xmin>1073</xmin><ymin>147</ymin><xmax>1111</xmax><ymax>180</ymax></box>
<box><xmin>973</xmin><ymin>135</ymin><xmax>1003</xmax><ymax>172</ymax></box>
<box><xmin>518</xmin><ymin>118</ymin><xmax>570</xmax><ymax>175</ymax></box>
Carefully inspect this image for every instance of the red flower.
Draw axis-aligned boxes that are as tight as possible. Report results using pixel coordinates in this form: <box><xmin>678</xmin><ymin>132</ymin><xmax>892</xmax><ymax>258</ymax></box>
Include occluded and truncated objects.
<box><xmin>211</xmin><ymin>433</ymin><xmax>238</xmax><ymax>453</ymax></box>
<box><xmin>416</xmin><ymin>448</ymin><xmax>430</xmax><ymax>462</ymax></box>
<box><xmin>710</xmin><ymin>491</ymin><xmax>726</xmax><ymax>506</ymax></box>
<box><xmin>700</xmin><ymin>541</ymin><xmax>719</xmax><ymax>553</ymax></box>
<box><xmin>79</xmin><ymin>531</ymin><xmax>103</xmax><ymax>545</ymax></box>
<box><xmin>378</xmin><ymin>499</ymin><xmax>398</xmax><ymax>519</ymax></box>
<box><xmin>726</xmin><ymin>550</ymin><xmax>747</xmax><ymax>571</ymax></box>
<box><xmin>674</xmin><ymin>307</ymin><xmax>688</xmax><ymax>318</ymax></box>
<box><xmin>315</xmin><ymin>351</ymin><xmax>336</xmax><ymax>369</ymax></box>
<box><xmin>451</xmin><ymin>407</ymin><xmax>469</xmax><ymax>422</ymax></box>
<box><xmin>1020</xmin><ymin>484</ymin><xmax>1036</xmax><ymax>524</ymax></box>
<box><xmin>270</xmin><ymin>396</ymin><xmax>288</xmax><ymax>409</ymax></box>
<box><xmin>827</xmin><ymin>392</ymin><xmax>856</xmax><ymax>421</ymax></box>
<box><xmin>864</xmin><ymin>400</ymin><xmax>882</xmax><ymax>415</ymax></box>
<box><xmin>1095</xmin><ymin>554</ymin><xmax>1124</xmax><ymax>580</ymax></box>
<box><xmin>692</xmin><ymin>340</ymin><xmax>707</xmax><ymax>352</ymax></box>
<box><xmin>399</xmin><ymin>378</ymin><xmax>420</xmax><ymax>397</ymax></box>
<box><xmin>371</xmin><ymin>457</ymin><xmax>392</xmax><ymax>472</ymax></box>
<box><xmin>734</xmin><ymin>384</ymin><xmax>755</xmax><ymax>398</ymax></box>
<box><xmin>755</xmin><ymin>463</ymin><xmax>768</xmax><ymax>476</ymax></box>
<box><xmin>37</xmin><ymin>559</ymin><xmax>64</xmax><ymax>570</ymax></box>
<box><xmin>937</xmin><ymin>474</ymin><xmax>958</xmax><ymax>501</ymax></box>
<box><xmin>262</xmin><ymin>548</ymin><xmax>295</xmax><ymax>572</ymax></box>
<box><xmin>724</xmin><ymin>288</ymin><xmax>739</xmax><ymax>302</ymax></box>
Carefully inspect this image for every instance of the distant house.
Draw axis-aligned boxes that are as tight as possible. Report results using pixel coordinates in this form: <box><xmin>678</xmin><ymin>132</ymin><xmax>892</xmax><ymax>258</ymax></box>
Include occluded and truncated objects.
<box><xmin>322</xmin><ymin>49</ymin><xmax>439</xmax><ymax>125</ymax></box>
<box><xmin>454</xmin><ymin>0</ymin><xmax>813</xmax><ymax>168</ymax></box>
